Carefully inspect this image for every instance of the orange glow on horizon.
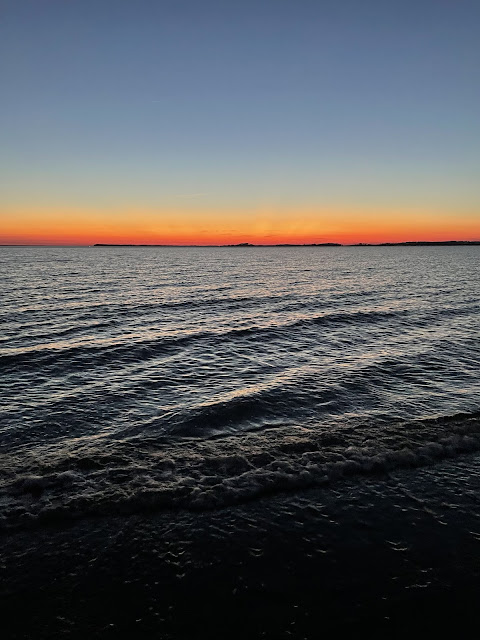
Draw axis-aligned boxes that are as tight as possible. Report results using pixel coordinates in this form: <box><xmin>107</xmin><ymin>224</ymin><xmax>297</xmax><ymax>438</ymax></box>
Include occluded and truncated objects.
<box><xmin>1</xmin><ymin>206</ymin><xmax>479</xmax><ymax>245</ymax></box>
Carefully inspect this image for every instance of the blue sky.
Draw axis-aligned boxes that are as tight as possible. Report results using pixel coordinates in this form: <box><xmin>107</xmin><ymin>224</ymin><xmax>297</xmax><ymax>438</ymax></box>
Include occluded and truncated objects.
<box><xmin>1</xmin><ymin>0</ymin><xmax>479</xmax><ymax>242</ymax></box>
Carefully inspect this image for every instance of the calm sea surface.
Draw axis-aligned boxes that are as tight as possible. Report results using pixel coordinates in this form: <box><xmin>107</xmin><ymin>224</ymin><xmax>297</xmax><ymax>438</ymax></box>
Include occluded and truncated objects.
<box><xmin>1</xmin><ymin>246</ymin><xmax>479</xmax><ymax>527</ymax></box>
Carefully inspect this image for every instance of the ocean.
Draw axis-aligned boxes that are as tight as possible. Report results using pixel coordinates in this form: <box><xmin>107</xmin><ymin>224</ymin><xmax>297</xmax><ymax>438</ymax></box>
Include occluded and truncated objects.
<box><xmin>1</xmin><ymin>245</ymin><xmax>480</xmax><ymax>637</ymax></box>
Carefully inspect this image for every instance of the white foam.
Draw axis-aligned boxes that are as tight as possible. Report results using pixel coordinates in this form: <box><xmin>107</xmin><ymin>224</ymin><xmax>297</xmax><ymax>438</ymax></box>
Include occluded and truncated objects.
<box><xmin>1</xmin><ymin>413</ymin><xmax>479</xmax><ymax>529</ymax></box>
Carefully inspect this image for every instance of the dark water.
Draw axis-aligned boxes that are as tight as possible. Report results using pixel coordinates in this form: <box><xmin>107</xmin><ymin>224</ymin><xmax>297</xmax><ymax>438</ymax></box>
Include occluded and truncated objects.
<box><xmin>1</xmin><ymin>246</ymin><xmax>479</xmax><ymax>528</ymax></box>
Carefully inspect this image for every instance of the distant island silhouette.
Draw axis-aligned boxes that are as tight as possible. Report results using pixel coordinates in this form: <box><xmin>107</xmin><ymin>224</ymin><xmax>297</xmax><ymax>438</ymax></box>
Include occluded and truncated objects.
<box><xmin>93</xmin><ymin>241</ymin><xmax>480</xmax><ymax>247</ymax></box>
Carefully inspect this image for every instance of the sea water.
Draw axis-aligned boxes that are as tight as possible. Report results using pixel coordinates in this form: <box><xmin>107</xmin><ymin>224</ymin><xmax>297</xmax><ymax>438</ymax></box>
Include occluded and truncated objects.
<box><xmin>1</xmin><ymin>246</ymin><xmax>479</xmax><ymax>528</ymax></box>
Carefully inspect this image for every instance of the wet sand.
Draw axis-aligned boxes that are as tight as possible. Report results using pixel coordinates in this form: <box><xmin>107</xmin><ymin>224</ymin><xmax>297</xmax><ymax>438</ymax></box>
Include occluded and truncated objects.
<box><xmin>2</xmin><ymin>453</ymin><xmax>480</xmax><ymax>639</ymax></box>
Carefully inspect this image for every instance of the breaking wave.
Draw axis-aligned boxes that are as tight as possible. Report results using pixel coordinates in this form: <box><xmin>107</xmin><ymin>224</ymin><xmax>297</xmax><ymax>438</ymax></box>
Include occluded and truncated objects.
<box><xmin>1</xmin><ymin>412</ymin><xmax>479</xmax><ymax>530</ymax></box>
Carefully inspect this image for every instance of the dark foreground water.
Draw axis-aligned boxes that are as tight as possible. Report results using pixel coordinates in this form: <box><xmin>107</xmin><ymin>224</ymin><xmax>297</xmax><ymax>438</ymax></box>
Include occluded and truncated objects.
<box><xmin>1</xmin><ymin>246</ymin><xmax>480</xmax><ymax>638</ymax></box>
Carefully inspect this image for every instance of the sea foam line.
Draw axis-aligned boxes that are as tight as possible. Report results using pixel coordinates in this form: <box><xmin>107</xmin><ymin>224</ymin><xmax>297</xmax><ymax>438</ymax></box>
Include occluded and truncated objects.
<box><xmin>1</xmin><ymin>412</ymin><xmax>479</xmax><ymax>531</ymax></box>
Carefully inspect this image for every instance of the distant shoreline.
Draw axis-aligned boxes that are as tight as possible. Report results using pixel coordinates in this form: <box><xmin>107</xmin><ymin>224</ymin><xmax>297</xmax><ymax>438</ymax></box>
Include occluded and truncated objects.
<box><xmin>92</xmin><ymin>240</ymin><xmax>480</xmax><ymax>247</ymax></box>
<box><xmin>1</xmin><ymin>240</ymin><xmax>479</xmax><ymax>247</ymax></box>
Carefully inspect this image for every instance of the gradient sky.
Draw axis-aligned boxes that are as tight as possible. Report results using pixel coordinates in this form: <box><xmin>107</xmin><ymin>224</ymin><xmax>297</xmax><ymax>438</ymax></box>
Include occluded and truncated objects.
<box><xmin>1</xmin><ymin>0</ymin><xmax>479</xmax><ymax>244</ymax></box>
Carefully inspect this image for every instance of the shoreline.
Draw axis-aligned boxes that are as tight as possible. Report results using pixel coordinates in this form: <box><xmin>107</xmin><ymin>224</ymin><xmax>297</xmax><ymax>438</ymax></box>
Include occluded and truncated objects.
<box><xmin>1</xmin><ymin>241</ymin><xmax>479</xmax><ymax>248</ymax></box>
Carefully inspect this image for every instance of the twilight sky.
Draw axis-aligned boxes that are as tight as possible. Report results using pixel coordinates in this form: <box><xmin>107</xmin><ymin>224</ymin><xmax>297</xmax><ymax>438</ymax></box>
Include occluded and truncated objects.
<box><xmin>1</xmin><ymin>0</ymin><xmax>479</xmax><ymax>244</ymax></box>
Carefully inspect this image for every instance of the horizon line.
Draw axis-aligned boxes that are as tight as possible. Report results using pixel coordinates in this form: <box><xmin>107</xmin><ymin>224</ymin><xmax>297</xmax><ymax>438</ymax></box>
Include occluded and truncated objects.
<box><xmin>1</xmin><ymin>240</ymin><xmax>480</xmax><ymax>248</ymax></box>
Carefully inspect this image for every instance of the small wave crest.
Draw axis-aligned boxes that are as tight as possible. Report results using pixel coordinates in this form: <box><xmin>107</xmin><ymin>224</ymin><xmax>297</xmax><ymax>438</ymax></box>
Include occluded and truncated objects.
<box><xmin>0</xmin><ymin>307</ymin><xmax>424</xmax><ymax>374</ymax></box>
<box><xmin>3</xmin><ymin>301</ymin><xmax>478</xmax><ymax>377</ymax></box>
<box><xmin>1</xmin><ymin>412</ymin><xmax>479</xmax><ymax>530</ymax></box>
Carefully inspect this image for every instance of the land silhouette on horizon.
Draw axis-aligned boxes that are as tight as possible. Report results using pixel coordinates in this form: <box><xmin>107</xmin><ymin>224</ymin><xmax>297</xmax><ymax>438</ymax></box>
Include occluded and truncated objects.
<box><xmin>91</xmin><ymin>240</ymin><xmax>480</xmax><ymax>247</ymax></box>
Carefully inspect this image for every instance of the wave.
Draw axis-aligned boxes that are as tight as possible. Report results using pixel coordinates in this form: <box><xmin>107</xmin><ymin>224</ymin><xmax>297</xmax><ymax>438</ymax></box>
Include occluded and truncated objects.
<box><xmin>1</xmin><ymin>411</ymin><xmax>479</xmax><ymax>531</ymax></box>
<box><xmin>1</xmin><ymin>305</ymin><xmax>465</xmax><ymax>374</ymax></box>
<box><xmin>0</xmin><ymin>291</ymin><xmax>293</xmax><ymax>326</ymax></box>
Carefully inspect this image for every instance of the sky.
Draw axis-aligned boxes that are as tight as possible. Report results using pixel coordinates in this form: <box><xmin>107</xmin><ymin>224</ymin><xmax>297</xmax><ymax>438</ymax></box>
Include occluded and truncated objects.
<box><xmin>1</xmin><ymin>0</ymin><xmax>479</xmax><ymax>245</ymax></box>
